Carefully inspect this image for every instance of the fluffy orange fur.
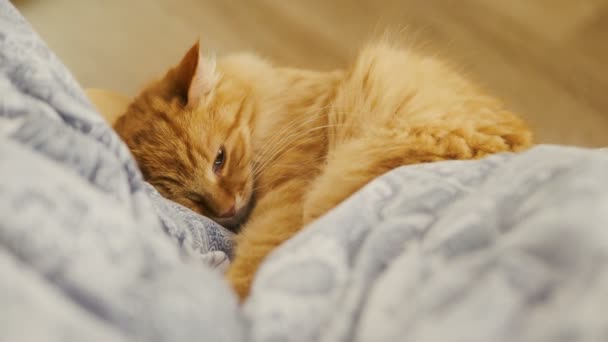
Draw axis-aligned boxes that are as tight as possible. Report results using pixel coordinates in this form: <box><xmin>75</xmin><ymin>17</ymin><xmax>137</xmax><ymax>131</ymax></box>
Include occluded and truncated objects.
<box><xmin>113</xmin><ymin>38</ymin><xmax>532</xmax><ymax>301</ymax></box>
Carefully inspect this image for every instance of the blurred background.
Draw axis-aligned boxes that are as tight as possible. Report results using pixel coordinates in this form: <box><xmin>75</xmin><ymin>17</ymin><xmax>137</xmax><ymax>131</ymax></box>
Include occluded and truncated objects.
<box><xmin>13</xmin><ymin>0</ymin><xmax>608</xmax><ymax>147</ymax></box>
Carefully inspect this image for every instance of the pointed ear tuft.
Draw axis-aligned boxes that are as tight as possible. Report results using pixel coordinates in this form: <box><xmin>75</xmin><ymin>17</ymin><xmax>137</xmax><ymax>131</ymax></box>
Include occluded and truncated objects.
<box><xmin>187</xmin><ymin>40</ymin><xmax>218</xmax><ymax>108</ymax></box>
<box><xmin>163</xmin><ymin>39</ymin><xmax>218</xmax><ymax>107</ymax></box>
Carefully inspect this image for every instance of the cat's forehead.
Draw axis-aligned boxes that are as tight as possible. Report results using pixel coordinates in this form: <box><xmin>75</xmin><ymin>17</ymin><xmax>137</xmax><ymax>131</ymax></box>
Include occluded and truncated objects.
<box><xmin>185</xmin><ymin>107</ymin><xmax>232</xmax><ymax>148</ymax></box>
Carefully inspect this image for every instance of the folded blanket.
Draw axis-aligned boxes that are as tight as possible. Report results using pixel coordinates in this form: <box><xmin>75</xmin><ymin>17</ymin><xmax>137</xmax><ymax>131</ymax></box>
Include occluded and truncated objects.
<box><xmin>2</xmin><ymin>1</ymin><xmax>608</xmax><ymax>341</ymax></box>
<box><xmin>246</xmin><ymin>145</ymin><xmax>608</xmax><ymax>342</ymax></box>
<box><xmin>0</xmin><ymin>1</ymin><xmax>241</xmax><ymax>341</ymax></box>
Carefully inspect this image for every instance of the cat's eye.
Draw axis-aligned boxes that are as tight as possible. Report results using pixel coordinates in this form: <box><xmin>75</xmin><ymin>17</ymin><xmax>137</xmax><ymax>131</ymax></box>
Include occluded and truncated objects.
<box><xmin>213</xmin><ymin>146</ymin><xmax>225</xmax><ymax>174</ymax></box>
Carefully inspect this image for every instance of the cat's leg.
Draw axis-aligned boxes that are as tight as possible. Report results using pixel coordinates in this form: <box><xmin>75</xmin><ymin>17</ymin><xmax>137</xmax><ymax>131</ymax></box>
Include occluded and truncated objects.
<box><xmin>303</xmin><ymin>127</ymin><xmax>531</xmax><ymax>224</ymax></box>
<box><xmin>225</xmin><ymin>179</ymin><xmax>307</xmax><ymax>300</ymax></box>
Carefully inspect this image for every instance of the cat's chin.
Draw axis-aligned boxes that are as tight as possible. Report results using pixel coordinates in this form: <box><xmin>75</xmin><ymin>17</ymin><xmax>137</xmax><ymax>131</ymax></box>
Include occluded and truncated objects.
<box><xmin>214</xmin><ymin>202</ymin><xmax>252</xmax><ymax>232</ymax></box>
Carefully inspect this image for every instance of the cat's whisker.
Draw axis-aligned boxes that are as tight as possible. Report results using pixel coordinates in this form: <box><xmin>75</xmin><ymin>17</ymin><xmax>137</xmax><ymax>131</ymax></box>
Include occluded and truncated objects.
<box><xmin>252</xmin><ymin>107</ymin><xmax>336</xmax><ymax>166</ymax></box>
<box><xmin>252</xmin><ymin>123</ymin><xmax>347</xmax><ymax>178</ymax></box>
<box><xmin>252</xmin><ymin>103</ymin><xmax>359</xmax><ymax>161</ymax></box>
<box><xmin>251</xmin><ymin>114</ymin><xmax>330</xmax><ymax>175</ymax></box>
<box><xmin>250</xmin><ymin>106</ymin><xmax>360</xmax><ymax>174</ymax></box>
<box><xmin>250</xmin><ymin>157</ymin><xmax>329</xmax><ymax>192</ymax></box>
<box><xmin>252</xmin><ymin>118</ymin><xmax>356</xmax><ymax>177</ymax></box>
<box><xmin>252</xmin><ymin>122</ymin><xmax>339</xmax><ymax>176</ymax></box>
<box><xmin>254</xmin><ymin>105</ymin><xmax>332</xmax><ymax>152</ymax></box>
<box><xmin>252</xmin><ymin>103</ymin><xmax>409</xmax><ymax>178</ymax></box>
<box><xmin>253</xmin><ymin>124</ymin><xmax>317</xmax><ymax>174</ymax></box>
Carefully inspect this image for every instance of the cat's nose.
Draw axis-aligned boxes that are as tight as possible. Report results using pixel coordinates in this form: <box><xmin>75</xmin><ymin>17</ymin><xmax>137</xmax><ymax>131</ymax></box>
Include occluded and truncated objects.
<box><xmin>219</xmin><ymin>205</ymin><xmax>236</xmax><ymax>218</ymax></box>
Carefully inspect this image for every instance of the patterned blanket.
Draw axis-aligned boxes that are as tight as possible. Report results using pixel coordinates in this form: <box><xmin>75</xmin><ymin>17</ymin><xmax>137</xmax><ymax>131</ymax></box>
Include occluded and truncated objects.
<box><xmin>2</xmin><ymin>1</ymin><xmax>607</xmax><ymax>341</ymax></box>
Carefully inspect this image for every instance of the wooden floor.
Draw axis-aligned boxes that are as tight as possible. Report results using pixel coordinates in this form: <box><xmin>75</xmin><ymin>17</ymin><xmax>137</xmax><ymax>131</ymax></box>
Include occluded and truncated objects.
<box><xmin>14</xmin><ymin>0</ymin><xmax>608</xmax><ymax>147</ymax></box>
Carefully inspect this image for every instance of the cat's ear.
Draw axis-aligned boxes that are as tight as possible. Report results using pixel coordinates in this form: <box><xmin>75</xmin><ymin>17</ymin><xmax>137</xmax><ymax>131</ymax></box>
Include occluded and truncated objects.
<box><xmin>186</xmin><ymin>40</ymin><xmax>218</xmax><ymax>107</ymax></box>
<box><xmin>169</xmin><ymin>39</ymin><xmax>218</xmax><ymax>107</ymax></box>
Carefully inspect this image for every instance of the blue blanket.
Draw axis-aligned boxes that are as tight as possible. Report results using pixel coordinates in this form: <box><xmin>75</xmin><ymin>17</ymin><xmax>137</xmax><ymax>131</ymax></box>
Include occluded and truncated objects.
<box><xmin>2</xmin><ymin>1</ymin><xmax>608</xmax><ymax>341</ymax></box>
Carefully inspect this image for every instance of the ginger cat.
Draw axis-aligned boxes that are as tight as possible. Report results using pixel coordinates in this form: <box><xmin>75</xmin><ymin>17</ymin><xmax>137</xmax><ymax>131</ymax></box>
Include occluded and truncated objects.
<box><xmin>113</xmin><ymin>38</ymin><xmax>532</xmax><ymax>300</ymax></box>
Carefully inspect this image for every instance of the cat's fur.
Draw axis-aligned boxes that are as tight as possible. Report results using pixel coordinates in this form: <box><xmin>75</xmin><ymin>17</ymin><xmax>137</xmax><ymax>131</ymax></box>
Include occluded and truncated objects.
<box><xmin>114</xmin><ymin>38</ymin><xmax>532</xmax><ymax>300</ymax></box>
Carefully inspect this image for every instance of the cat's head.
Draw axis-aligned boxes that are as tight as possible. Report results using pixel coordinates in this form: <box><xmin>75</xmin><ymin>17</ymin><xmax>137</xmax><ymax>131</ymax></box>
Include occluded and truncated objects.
<box><xmin>114</xmin><ymin>41</ymin><xmax>254</xmax><ymax>229</ymax></box>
